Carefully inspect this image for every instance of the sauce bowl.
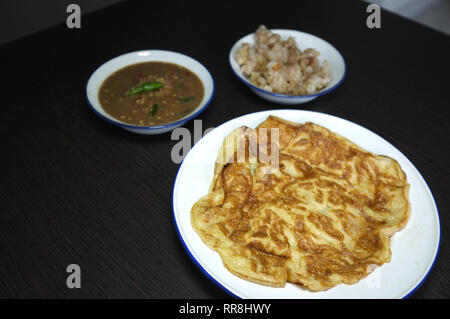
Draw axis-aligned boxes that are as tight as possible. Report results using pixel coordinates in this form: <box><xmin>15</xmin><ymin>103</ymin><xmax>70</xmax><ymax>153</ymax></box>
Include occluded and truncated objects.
<box><xmin>86</xmin><ymin>50</ymin><xmax>215</xmax><ymax>135</ymax></box>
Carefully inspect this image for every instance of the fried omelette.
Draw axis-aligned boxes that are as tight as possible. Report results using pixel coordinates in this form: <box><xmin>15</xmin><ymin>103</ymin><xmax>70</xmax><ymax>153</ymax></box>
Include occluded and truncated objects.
<box><xmin>191</xmin><ymin>116</ymin><xmax>410</xmax><ymax>291</ymax></box>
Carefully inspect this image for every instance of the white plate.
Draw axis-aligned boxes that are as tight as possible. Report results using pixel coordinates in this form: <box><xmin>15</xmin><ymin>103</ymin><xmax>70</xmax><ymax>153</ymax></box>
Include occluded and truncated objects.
<box><xmin>172</xmin><ymin>110</ymin><xmax>440</xmax><ymax>299</ymax></box>
<box><xmin>229</xmin><ymin>30</ymin><xmax>346</xmax><ymax>104</ymax></box>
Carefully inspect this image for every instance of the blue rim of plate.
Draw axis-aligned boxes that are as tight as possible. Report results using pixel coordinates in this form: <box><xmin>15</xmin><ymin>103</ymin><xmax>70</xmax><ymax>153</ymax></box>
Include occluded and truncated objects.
<box><xmin>86</xmin><ymin>54</ymin><xmax>215</xmax><ymax>131</ymax></box>
<box><xmin>402</xmin><ymin>220</ymin><xmax>441</xmax><ymax>298</ymax></box>
<box><xmin>171</xmin><ymin>110</ymin><xmax>440</xmax><ymax>299</ymax></box>
<box><xmin>171</xmin><ymin>168</ymin><xmax>239</xmax><ymax>298</ymax></box>
<box><xmin>228</xmin><ymin>32</ymin><xmax>347</xmax><ymax>99</ymax></box>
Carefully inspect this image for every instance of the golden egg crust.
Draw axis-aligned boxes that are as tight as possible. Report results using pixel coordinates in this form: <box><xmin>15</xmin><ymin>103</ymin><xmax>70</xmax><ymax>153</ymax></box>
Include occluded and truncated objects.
<box><xmin>191</xmin><ymin>116</ymin><xmax>410</xmax><ymax>291</ymax></box>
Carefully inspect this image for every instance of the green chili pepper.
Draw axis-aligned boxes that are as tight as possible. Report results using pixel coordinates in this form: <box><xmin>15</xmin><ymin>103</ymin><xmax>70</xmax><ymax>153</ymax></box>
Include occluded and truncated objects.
<box><xmin>178</xmin><ymin>96</ymin><xmax>195</xmax><ymax>103</ymax></box>
<box><xmin>149</xmin><ymin>104</ymin><xmax>158</xmax><ymax>117</ymax></box>
<box><xmin>127</xmin><ymin>82</ymin><xmax>163</xmax><ymax>96</ymax></box>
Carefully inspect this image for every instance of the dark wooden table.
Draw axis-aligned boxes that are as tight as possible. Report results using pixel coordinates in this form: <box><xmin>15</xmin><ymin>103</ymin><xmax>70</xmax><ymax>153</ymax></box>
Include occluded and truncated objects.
<box><xmin>1</xmin><ymin>0</ymin><xmax>449</xmax><ymax>298</ymax></box>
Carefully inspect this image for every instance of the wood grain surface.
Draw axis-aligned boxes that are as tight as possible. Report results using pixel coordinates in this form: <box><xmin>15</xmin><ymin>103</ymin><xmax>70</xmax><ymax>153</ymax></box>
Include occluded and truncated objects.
<box><xmin>0</xmin><ymin>0</ymin><xmax>448</xmax><ymax>298</ymax></box>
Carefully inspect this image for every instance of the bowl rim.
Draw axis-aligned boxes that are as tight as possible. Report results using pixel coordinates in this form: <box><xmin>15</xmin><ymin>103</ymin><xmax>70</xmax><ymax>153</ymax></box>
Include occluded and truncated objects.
<box><xmin>229</xmin><ymin>29</ymin><xmax>347</xmax><ymax>99</ymax></box>
<box><xmin>86</xmin><ymin>50</ymin><xmax>215</xmax><ymax>130</ymax></box>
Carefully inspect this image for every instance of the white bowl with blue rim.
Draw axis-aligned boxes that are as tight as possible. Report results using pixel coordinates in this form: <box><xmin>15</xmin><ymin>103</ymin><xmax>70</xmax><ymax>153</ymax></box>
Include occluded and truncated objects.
<box><xmin>229</xmin><ymin>29</ymin><xmax>346</xmax><ymax>104</ymax></box>
<box><xmin>86</xmin><ymin>50</ymin><xmax>214</xmax><ymax>135</ymax></box>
